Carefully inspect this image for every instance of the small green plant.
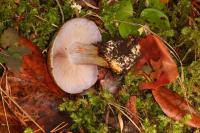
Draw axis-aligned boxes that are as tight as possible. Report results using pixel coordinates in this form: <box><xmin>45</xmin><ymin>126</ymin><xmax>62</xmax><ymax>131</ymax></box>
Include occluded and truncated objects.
<box><xmin>23</xmin><ymin>127</ymin><xmax>33</xmax><ymax>133</ymax></box>
<box><xmin>59</xmin><ymin>91</ymin><xmax>111</xmax><ymax>133</ymax></box>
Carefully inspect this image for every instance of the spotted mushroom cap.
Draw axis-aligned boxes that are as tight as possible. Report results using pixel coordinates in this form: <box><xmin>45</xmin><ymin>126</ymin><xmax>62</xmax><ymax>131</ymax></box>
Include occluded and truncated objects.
<box><xmin>48</xmin><ymin>18</ymin><xmax>102</xmax><ymax>94</ymax></box>
<box><xmin>103</xmin><ymin>39</ymin><xmax>141</xmax><ymax>74</ymax></box>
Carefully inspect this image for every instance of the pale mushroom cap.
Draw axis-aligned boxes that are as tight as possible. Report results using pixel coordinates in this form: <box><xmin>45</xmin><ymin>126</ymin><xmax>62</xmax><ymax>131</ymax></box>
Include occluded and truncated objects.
<box><xmin>49</xmin><ymin>18</ymin><xmax>102</xmax><ymax>94</ymax></box>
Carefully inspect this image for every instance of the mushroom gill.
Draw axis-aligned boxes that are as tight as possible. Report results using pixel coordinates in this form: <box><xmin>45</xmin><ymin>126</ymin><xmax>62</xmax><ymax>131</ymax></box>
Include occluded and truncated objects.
<box><xmin>49</xmin><ymin>18</ymin><xmax>107</xmax><ymax>94</ymax></box>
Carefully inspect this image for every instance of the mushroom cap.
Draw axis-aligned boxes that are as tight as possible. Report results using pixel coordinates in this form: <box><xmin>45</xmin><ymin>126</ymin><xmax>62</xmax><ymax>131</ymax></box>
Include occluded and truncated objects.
<box><xmin>48</xmin><ymin>18</ymin><xmax>102</xmax><ymax>94</ymax></box>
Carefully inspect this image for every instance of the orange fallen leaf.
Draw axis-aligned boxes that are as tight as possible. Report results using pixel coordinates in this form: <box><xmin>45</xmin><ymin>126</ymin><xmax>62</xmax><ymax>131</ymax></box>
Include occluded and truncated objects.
<box><xmin>134</xmin><ymin>34</ymin><xmax>178</xmax><ymax>90</ymax></box>
<box><xmin>19</xmin><ymin>38</ymin><xmax>64</xmax><ymax>96</ymax></box>
<box><xmin>152</xmin><ymin>87</ymin><xmax>200</xmax><ymax>128</ymax></box>
<box><xmin>125</xmin><ymin>96</ymin><xmax>140</xmax><ymax>128</ymax></box>
<box><xmin>0</xmin><ymin>37</ymin><xmax>69</xmax><ymax>132</ymax></box>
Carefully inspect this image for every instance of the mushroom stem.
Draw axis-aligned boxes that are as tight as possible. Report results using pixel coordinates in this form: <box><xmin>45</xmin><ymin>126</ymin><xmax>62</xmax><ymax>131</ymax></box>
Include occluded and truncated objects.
<box><xmin>69</xmin><ymin>42</ymin><xmax>108</xmax><ymax>67</ymax></box>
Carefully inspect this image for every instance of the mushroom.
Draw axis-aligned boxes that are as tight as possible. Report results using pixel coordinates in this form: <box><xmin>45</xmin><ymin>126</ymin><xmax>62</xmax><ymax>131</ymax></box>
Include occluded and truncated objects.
<box><xmin>48</xmin><ymin>18</ymin><xmax>108</xmax><ymax>94</ymax></box>
<box><xmin>101</xmin><ymin>38</ymin><xmax>141</xmax><ymax>74</ymax></box>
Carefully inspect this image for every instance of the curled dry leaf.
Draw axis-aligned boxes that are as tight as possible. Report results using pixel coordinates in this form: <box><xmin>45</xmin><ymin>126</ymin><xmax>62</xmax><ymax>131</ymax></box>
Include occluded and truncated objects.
<box><xmin>152</xmin><ymin>87</ymin><xmax>200</xmax><ymax>128</ymax></box>
<box><xmin>125</xmin><ymin>96</ymin><xmax>140</xmax><ymax>127</ymax></box>
<box><xmin>0</xmin><ymin>37</ymin><xmax>70</xmax><ymax>132</ymax></box>
<box><xmin>124</xmin><ymin>96</ymin><xmax>141</xmax><ymax>133</ymax></box>
<box><xmin>134</xmin><ymin>34</ymin><xmax>178</xmax><ymax>90</ymax></box>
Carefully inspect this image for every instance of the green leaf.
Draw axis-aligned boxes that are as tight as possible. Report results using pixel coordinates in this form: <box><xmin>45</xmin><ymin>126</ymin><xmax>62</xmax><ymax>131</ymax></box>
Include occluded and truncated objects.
<box><xmin>23</xmin><ymin>128</ymin><xmax>33</xmax><ymax>133</ymax></box>
<box><xmin>118</xmin><ymin>17</ymin><xmax>145</xmax><ymax>38</ymax></box>
<box><xmin>119</xmin><ymin>19</ymin><xmax>140</xmax><ymax>38</ymax></box>
<box><xmin>101</xmin><ymin>0</ymin><xmax>133</xmax><ymax>35</ymax></box>
<box><xmin>115</xmin><ymin>0</ymin><xmax>133</xmax><ymax>20</ymax></box>
<box><xmin>140</xmin><ymin>8</ymin><xmax>170</xmax><ymax>30</ymax></box>
<box><xmin>145</xmin><ymin>0</ymin><xmax>166</xmax><ymax>10</ymax></box>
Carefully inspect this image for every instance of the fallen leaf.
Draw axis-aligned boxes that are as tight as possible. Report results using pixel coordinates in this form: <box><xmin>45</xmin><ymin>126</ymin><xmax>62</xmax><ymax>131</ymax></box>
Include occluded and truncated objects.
<box><xmin>125</xmin><ymin>96</ymin><xmax>140</xmax><ymax>126</ymax></box>
<box><xmin>0</xmin><ymin>37</ymin><xmax>70</xmax><ymax>132</ymax></box>
<box><xmin>152</xmin><ymin>87</ymin><xmax>200</xmax><ymax>128</ymax></box>
<box><xmin>134</xmin><ymin>34</ymin><xmax>178</xmax><ymax>90</ymax></box>
<box><xmin>19</xmin><ymin>38</ymin><xmax>65</xmax><ymax>96</ymax></box>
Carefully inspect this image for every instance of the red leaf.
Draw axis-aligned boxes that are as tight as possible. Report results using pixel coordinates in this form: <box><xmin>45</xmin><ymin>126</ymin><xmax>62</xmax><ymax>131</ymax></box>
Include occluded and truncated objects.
<box><xmin>134</xmin><ymin>34</ymin><xmax>178</xmax><ymax>90</ymax></box>
<box><xmin>152</xmin><ymin>87</ymin><xmax>200</xmax><ymax>128</ymax></box>
<box><xmin>19</xmin><ymin>38</ymin><xmax>64</xmax><ymax>96</ymax></box>
<box><xmin>125</xmin><ymin>96</ymin><xmax>140</xmax><ymax>127</ymax></box>
<box><xmin>1</xmin><ymin>37</ymin><xmax>69</xmax><ymax>132</ymax></box>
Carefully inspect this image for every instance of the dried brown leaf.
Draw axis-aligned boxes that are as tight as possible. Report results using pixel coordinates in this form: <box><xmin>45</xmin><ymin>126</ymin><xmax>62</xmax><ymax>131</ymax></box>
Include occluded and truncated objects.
<box><xmin>0</xmin><ymin>37</ymin><xmax>70</xmax><ymax>132</ymax></box>
<box><xmin>125</xmin><ymin>96</ymin><xmax>140</xmax><ymax>127</ymax></box>
<box><xmin>152</xmin><ymin>87</ymin><xmax>200</xmax><ymax>128</ymax></box>
<box><xmin>134</xmin><ymin>34</ymin><xmax>178</xmax><ymax>90</ymax></box>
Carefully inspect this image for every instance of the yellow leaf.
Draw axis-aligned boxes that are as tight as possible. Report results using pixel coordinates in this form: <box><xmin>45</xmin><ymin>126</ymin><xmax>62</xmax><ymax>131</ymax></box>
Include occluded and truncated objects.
<box><xmin>137</xmin><ymin>26</ymin><xmax>144</xmax><ymax>35</ymax></box>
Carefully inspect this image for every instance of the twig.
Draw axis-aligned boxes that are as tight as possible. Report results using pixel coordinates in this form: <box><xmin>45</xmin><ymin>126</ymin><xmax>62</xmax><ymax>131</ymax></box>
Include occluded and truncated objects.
<box><xmin>82</xmin><ymin>0</ymin><xmax>99</xmax><ymax>9</ymax></box>
<box><xmin>55</xmin><ymin>0</ymin><xmax>65</xmax><ymax>24</ymax></box>
<box><xmin>177</xmin><ymin>79</ymin><xmax>193</xmax><ymax>116</ymax></box>
<box><xmin>0</xmin><ymin>65</ymin><xmax>11</xmax><ymax>133</ymax></box>
<box><xmin>108</xmin><ymin>102</ymin><xmax>142</xmax><ymax>133</ymax></box>
<box><xmin>105</xmin><ymin>106</ymin><xmax>110</xmax><ymax>124</ymax></box>
<box><xmin>34</xmin><ymin>15</ymin><xmax>58</xmax><ymax>28</ymax></box>
<box><xmin>111</xmin><ymin>102</ymin><xmax>144</xmax><ymax>130</ymax></box>
<box><xmin>117</xmin><ymin>104</ymin><xmax>143</xmax><ymax>122</ymax></box>
<box><xmin>50</xmin><ymin>121</ymin><xmax>68</xmax><ymax>133</ymax></box>
<box><xmin>2</xmin><ymin>98</ymin><xmax>27</xmax><ymax>126</ymax></box>
<box><xmin>192</xmin><ymin>1</ymin><xmax>200</xmax><ymax>10</ymax></box>
<box><xmin>83</xmin><ymin>12</ymin><xmax>103</xmax><ymax>21</ymax></box>
<box><xmin>0</xmin><ymin>83</ymin><xmax>45</xmax><ymax>132</ymax></box>
<box><xmin>192</xmin><ymin>6</ymin><xmax>200</xmax><ymax>16</ymax></box>
<box><xmin>108</xmin><ymin>104</ymin><xmax>118</xmax><ymax>125</ymax></box>
<box><xmin>181</xmin><ymin>48</ymin><xmax>192</xmax><ymax>62</ymax></box>
<box><xmin>0</xmin><ymin>51</ymin><xmax>9</xmax><ymax>56</ymax></box>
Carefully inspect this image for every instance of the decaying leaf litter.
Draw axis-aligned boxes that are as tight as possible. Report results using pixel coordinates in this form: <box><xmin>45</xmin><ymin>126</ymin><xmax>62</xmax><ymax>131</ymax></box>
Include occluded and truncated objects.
<box><xmin>0</xmin><ymin>0</ymin><xmax>200</xmax><ymax>132</ymax></box>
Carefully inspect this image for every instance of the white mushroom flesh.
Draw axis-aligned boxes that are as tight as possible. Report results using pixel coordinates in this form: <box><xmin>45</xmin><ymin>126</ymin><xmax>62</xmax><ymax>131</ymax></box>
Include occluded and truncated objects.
<box><xmin>49</xmin><ymin>18</ymin><xmax>102</xmax><ymax>94</ymax></box>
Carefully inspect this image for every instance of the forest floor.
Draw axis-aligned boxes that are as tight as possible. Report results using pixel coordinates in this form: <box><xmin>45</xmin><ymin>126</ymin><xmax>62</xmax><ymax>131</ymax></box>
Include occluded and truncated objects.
<box><xmin>0</xmin><ymin>0</ymin><xmax>200</xmax><ymax>133</ymax></box>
